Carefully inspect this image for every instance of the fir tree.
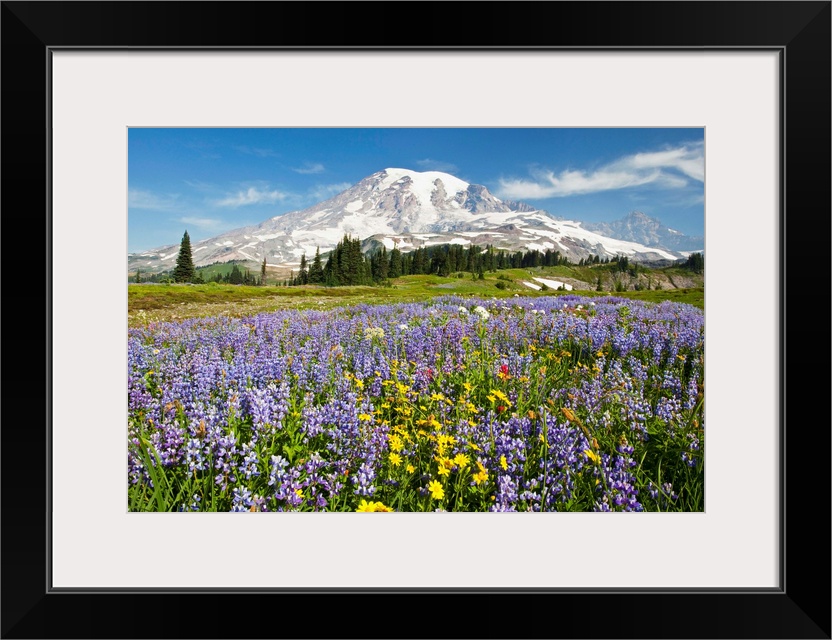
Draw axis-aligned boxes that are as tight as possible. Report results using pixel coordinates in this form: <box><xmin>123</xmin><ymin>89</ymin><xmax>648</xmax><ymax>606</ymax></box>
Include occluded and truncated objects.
<box><xmin>229</xmin><ymin>264</ymin><xmax>243</xmax><ymax>284</ymax></box>
<box><xmin>388</xmin><ymin>247</ymin><xmax>402</xmax><ymax>279</ymax></box>
<box><xmin>173</xmin><ymin>230</ymin><xmax>196</xmax><ymax>283</ymax></box>
<box><xmin>309</xmin><ymin>247</ymin><xmax>325</xmax><ymax>284</ymax></box>
<box><xmin>299</xmin><ymin>254</ymin><xmax>309</xmax><ymax>285</ymax></box>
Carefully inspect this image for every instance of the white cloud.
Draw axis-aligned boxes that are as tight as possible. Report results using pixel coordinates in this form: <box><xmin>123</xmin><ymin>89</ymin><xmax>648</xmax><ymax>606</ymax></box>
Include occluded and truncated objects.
<box><xmin>293</xmin><ymin>162</ymin><xmax>325</xmax><ymax>174</ymax></box>
<box><xmin>612</xmin><ymin>143</ymin><xmax>704</xmax><ymax>182</ymax></box>
<box><xmin>233</xmin><ymin>145</ymin><xmax>280</xmax><ymax>158</ymax></box>
<box><xmin>177</xmin><ymin>216</ymin><xmax>223</xmax><ymax>231</ymax></box>
<box><xmin>128</xmin><ymin>189</ymin><xmax>182</xmax><ymax>211</ymax></box>
<box><xmin>183</xmin><ymin>179</ymin><xmax>216</xmax><ymax>192</ymax></box>
<box><xmin>215</xmin><ymin>187</ymin><xmax>287</xmax><ymax>207</ymax></box>
<box><xmin>308</xmin><ymin>182</ymin><xmax>351</xmax><ymax>202</ymax></box>
<box><xmin>497</xmin><ymin>143</ymin><xmax>704</xmax><ymax>199</ymax></box>
<box><xmin>415</xmin><ymin>158</ymin><xmax>458</xmax><ymax>173</ymax></box>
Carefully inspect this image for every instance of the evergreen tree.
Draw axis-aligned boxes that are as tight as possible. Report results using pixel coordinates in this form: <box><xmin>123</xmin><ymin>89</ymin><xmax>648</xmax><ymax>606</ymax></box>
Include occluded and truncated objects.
<box><xmin>684</xmin><ymin>252</ymin><xmax>704</xmax><ymax>274</ymax></box>
<box><xmin>299</xmin><ymin>254</ymin><xmax>309</xmax><ymax>285</ymax></box>
<box><xmin>261</xmin><ymin>257</ymin><xmax>267</xmax><ymax>285</ymax></box>
<box><xmin>229</xmin><ymin>264</ymin><xmax>243</xmax><ymax>284</ymax></box>
<box><xmin>309</xmin><ymin>247</ymin><xmax>325</xmax><ymax>284</ymax></box>
<box><xmin>388</xmin><ymin>247</ymin><xmax>402</xmax><ymax>279</ymax></box>
<box><xmin>173</xmin><ymin>230</ymin><xmax>196</xmax><ymax>283</ymax></box>
<box><xmin>377</xmin><ymin>246</ymin><xmax>388</xmax><ymax>281</ymax></box>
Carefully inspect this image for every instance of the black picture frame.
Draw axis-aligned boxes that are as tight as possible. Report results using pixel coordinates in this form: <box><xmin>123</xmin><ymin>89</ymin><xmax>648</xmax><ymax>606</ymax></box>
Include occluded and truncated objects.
<box><xmin>2</xmin><ymin>2</ymin><xmax>829</xmax><ymax>638</ymax></box>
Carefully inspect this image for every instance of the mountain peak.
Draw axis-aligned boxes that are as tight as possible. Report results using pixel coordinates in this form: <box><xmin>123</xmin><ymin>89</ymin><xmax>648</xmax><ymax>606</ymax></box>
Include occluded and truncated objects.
<box><xmin>582</xmin><ymin>210</ymin><xmax>703</xmax><ymax>252</ymax></box>
<box><xmin>129</xmin><ymin>169</ymin><xmax>696</xmax><ymax>274</ymax></box>
<box><xmin>377</xmin><ymin>167</ymin><xmax>471</xmax><ymax>196</ymax></box>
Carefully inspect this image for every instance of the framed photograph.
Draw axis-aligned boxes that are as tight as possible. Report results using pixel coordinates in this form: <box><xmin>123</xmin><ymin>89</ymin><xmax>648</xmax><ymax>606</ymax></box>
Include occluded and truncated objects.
<box><xmin>3</xmin><ymin>2</ymin><xmax>829</xmax><ymax>638</ymax></box>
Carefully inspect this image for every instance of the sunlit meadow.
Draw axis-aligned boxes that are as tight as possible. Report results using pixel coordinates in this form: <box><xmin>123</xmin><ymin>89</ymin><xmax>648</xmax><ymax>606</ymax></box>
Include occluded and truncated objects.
<box><xmin>128</xmin><ymin>294</ymin><xmax>704</xmax><ymax>512</ymax></box>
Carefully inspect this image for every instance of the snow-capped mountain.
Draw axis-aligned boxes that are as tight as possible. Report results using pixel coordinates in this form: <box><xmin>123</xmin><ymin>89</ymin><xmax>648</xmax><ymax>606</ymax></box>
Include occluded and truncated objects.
<box><xmin>581</xmin><ymin>211</ymin><xmax>704</xmax><ymax>252</ymax></box>
<box><xmin>129</xmin><ymin>168</ymin><xmax>699</xmax><ymax>273</ymax></box>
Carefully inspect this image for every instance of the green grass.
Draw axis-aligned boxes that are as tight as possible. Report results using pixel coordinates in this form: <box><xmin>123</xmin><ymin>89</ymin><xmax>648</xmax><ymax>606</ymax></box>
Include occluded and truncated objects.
<box><xmin>129</xmin><ymin>274</ymin><xmax>703</xmax><ymax>327</ymax></box>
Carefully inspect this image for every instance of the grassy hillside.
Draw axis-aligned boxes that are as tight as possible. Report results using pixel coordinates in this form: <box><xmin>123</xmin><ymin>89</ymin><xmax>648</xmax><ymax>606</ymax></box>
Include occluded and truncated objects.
<box><xmin>129</xmin><ymin>265</ymin><xmax>703</xmax><ymax>326</ymax></box>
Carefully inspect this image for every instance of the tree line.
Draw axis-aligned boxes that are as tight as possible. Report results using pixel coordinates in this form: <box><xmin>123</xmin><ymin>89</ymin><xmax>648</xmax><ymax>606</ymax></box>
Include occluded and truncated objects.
<box><xmin>131</xmin><ymin>229</ymin><xmax>702</xmax><ymax>287</ymax></box>
<box><xmin>283</xmin><ymin>234</ymin><xmax>579</xmax><ymax>287</ymax></box>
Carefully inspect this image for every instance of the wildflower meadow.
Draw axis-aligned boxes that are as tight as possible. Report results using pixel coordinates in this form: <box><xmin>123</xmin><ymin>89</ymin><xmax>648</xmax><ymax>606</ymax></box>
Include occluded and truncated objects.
<box><xmin>128</xmin><ymin>294</ymin><xmax>704</xmax><ymax>512</ymax></box>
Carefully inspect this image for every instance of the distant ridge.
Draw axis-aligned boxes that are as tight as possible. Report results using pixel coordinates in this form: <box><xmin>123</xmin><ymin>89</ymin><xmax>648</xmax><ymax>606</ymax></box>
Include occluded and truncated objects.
<box><xmin>129</xmin><ymin>169</ymin><xmax>702</xmax><ymax>274</ymax></box>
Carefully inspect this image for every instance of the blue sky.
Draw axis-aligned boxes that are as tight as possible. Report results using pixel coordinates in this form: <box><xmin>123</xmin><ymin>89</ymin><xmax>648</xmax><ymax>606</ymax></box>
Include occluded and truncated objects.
<box><xmin>128</xmin><ymin>128</ymin><xmax>704</xmax><ymax>252</ymax></box>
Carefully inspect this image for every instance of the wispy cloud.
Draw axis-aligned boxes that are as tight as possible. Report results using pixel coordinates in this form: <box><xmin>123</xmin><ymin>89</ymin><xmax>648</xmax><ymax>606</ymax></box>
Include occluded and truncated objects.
<box><xmin>233</xmin><ymin>145</ymin><xmax>281</xmax><ymax>158</ymax></box>
<box><xmin>614</xmin><ymin>143</ymin><xmax>704</xmax><ymax>182</ymax></box>
<box><xmin>416</xmin><ymin>158</ymin><xmax>458</xmax><ymax>173</ymax></box>
<box><xmin>308</xmin><ymin>182</ymin><xmax>351</xmax><ymax>202</ymax></box>
<box><xmin>183</xmin><ymin>179</ymin><xmax>216</xmax><ymax>192</ymax></box>
<box><xmin>177</xmin><ymin>216</ymin><xmax>223</xmax><ymax>231</ymax></box>
<box><xmin>293</xmin><ymin>162</ymin><xmax>325</xmax><ymax>175</ymax></box>
<box><xmin>129</xmin><ymin>189</ymin><xmax>182</xmax><ymax>211</ymax></box>
<box><xmin>215</xmin><ymin>187</ymin><xmax>287</xmax><ymax>207</ymax></box>
<box><xmin>497</xmin><ymin>143</ymin><xmax>704</xmax><ymax>199</ymax></box>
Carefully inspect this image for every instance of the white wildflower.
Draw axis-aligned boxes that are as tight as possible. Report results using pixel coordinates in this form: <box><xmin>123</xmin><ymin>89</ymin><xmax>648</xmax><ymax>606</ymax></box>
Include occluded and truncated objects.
<box><xmin>364</xmin><ymin>327</ymin><xmax>385</xmax><ymax>341</ymax></box>
<box><xmin>473</xmin><ymin>306</ymin><xmax>490</xmax><ymax>321</ymax></box>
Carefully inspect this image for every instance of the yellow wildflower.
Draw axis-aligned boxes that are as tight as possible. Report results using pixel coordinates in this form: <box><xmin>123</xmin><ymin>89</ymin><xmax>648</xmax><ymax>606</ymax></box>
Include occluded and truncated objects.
<box><xmin>438</xmin><ymin>434</ymin><xmax>455</xmax><ymax>446</ymax></box>
<box><xmin>453</xmin><ymin>453</ymin><xmax>470</xmax><ymax>469</ymax></box>
<box><xmin>358</xmin><ymin>413</ymin><xmax>373</xmax><ymax>422</ymax></box>
<box><xmin>428</xmin><ymin>480</ymin><xmax>444</xmax><ymax>500</ymax></box>
<box><xmin>388</xmin><ymin>434</ymin><xmax>404</xmax><ymax>452</ymax></box>
<box><xmin>584</xmin><ymin>449</ymin><xmax>600</xmax><ymax>464</ymax></box>
<box><xmin>473</xmin><ymin>460</ymin><xmax>488</xmax><ymax>485</ymax></box>
<box><xmin>389</xmin><ymin>453</ymin><xmax>402</xmax><ymax>467</ymax></box>
<box><xmin>406</xmin><ymin>463</ymin><xmax>415</xmax><ymax>473</ymax></box>
<box><xmin>356</xmin><ymin>500</ymin><xmax>394</xmax><ymax>512</ymax></box>
<box><xmin>499</xmin><ymin>455</ymin><xmax>508</xmax><ymax>471</ymax></box>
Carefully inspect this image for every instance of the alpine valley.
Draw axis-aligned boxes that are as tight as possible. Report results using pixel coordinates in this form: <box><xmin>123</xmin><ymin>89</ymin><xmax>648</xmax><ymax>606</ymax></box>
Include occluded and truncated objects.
<box><xmin>128</xmin><ymin>168</ymin><xmax>704</xmax><ymax>275</ymax></box>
